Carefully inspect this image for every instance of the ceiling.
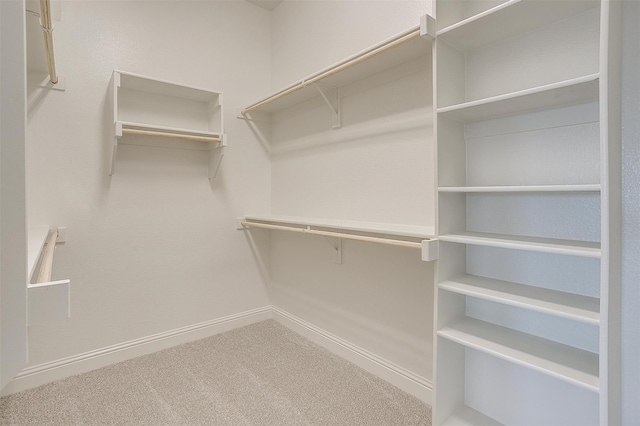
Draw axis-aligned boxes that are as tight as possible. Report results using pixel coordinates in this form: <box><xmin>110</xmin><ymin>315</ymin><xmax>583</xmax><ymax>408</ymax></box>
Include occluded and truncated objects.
<box><xmin>245</xmin><ymin>0</ymin><xmax>283</xmax><ymax>11</ymax></box>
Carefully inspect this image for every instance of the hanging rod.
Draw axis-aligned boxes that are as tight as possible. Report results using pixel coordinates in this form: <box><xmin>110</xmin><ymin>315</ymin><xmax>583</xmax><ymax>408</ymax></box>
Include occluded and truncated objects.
<box><xmin>36</xmin><ymin>228</ymin><xmax>58</xmax><ymax>283</ymax></box>
<box><xmin>122</xmin><ymin>128</ymin><xmax>222</xmax><ymax>143</ymax></box>
<box><xmin>240</xmin><ymin>220</ymin><xmax>423</xmax><ymax>249</ymax></box>
<box><xmin>39</xmin><ymin>0</ymin><xmax>58</xmax><ymax>84</ymax></box>
<box><xmin>241</xmin><ymin>28</ymin><xmax>422</xmax><ymax>115</ymax></box>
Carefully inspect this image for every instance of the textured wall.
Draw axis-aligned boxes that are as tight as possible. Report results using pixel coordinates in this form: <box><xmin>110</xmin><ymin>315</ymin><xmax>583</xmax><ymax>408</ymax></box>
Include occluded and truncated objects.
<box><xmin>25</xmin><ymin>0</ymin><xmax>273</xmax><ymax>365</ymax></box>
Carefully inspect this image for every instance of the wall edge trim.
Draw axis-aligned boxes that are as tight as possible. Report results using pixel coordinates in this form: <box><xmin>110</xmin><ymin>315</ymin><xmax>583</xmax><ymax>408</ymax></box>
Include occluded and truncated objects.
<box><xmin>271</xmin><ymin>306</ymin><xmax>433</xmax><ymax>405</ymax></box>
<box><xmin>1</xmin><ymin>306</ymin><xmax>272</xmax><ymax>396</ymax></box>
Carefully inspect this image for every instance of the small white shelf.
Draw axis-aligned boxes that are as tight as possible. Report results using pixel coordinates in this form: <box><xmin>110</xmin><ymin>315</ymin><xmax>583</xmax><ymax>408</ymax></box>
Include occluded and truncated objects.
<box><xmin>438</xmin><ymin>317</ymin><xmax>600</xmax><ymax>392</ymax></box>
<box><xmin>438</xmin><ymin>184</ymin><xmax>601</xmax><ymax>193</ymax></box>
<box><xmin>437</xmin><ymin>0</ymin><xmax>600</xmax><ymax>52</ymax></box>
<box><xmin>111</xmin><ymin>70</ymin><xmax>225</xmax><ymax>179</ymax></box>
<box><xmin>242</xmin><ymin>215</ymin><xmax>435</xmax><ymax>239</ymax></box>
<box><xmin>439</xmin><ymin>275</ymin><xmax>600</xmax><ymax>325</ymax></box>
<box><xmin>27</xmin><ymin>226</ymin><xmax>70</xmax><ymax>325</ymax></box>
<box><xmin>241</xmin><ymin>26</ymin><xmax>431</xmax><ymax>115</ymax></box>
<box><xmin>441</xmin><ymin>405</ymin><xmax>504</xmax><ymax>426</ymax></box>
<box><xmin>437</xmin><ymin>74</ymin><xmax>599</xmax><ymax>122</ymax></box>
<box><xmin>438</xmin><ymin>232</ymin><xmax>601</xmax><ymax>258</ymax></box>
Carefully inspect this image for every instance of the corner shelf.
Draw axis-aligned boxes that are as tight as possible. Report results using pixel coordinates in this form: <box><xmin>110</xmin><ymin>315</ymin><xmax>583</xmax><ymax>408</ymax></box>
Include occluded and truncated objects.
<box><xmin>437</xmin><ymin>74</ymin><xmax>599</xmax><ymax>122</ymax></box>
<box><xmin>436</xmin><ymin>0</ymin><xmax>599</xmax><ymax>53</ymax></box>
<box><xmin>438</xmin><ymin>232</ymin><xmax>601</xmax><ymax>258</ymax></box>
<box><xmin>110</xmin><ymin>70</ymin><xmax>226</xmax><ymax>179</ymax></box>
<box><xmin>439</xmin><ymin>275</ymin><xmax>600</xmax><ymax>325</ymax></box>
<box><xmin>438</xmin><ymin>317</ymin><xmax>599</xmax><ymax>392</ymax></box>
<box><xmin>27</xmin><ymin>226</ymin><xmax>70</xmax><ymax>325</ymax></box>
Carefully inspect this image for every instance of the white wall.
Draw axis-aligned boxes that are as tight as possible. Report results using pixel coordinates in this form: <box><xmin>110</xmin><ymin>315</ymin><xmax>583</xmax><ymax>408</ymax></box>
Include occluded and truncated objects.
<box><xmin>24</xmin><ymin>0</ymin><xmax>273</xmax><ymax>365</ymax></box>
<box><xmin>265</xmin><ymin>0</ymin><xmax>436</xmax><ymax>397</ymax></box>
<box><xmin>621</xmin><ymin>1</ymin><xmax>640</xmax><ymax>423</ymax></box>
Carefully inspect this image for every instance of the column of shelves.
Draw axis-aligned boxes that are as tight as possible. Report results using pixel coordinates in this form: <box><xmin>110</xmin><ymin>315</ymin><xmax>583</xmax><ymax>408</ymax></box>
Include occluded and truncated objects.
<box><xmin>432</xmin><ymin>0</ymin><xmax>615</xmax><ymax>424</ymax></box>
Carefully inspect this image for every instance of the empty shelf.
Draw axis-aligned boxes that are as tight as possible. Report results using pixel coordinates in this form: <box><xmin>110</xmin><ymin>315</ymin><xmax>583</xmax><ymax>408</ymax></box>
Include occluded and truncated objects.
<box><xmin>243</xmin><ymin>215</ymin><xmax>435</xmax><ymax>239</ymax></box>
<box><xmin>441</xmin><ymin>405</ymin><xmax>504</xmax><ymax>426</ymax></box>
<box><xmin>438</xmin><ymin>232</ymin><xmax>601</xmax><ymax>258</ymax></box>
<box><xmin>438</xmin><ymin>317</ymin><xmax>599</xmax><ymax>392</ymax></box>
<box><xmin>437</xmin><ymin>74</ymin><xmax>599</xmax><ymax>122</ymax></box>
<box><xmin>439</xmin><ymin>275</ymin><xmax>600</xmax><ymax>325</ymax></box>
<box><xmin>437</xmin><ymin>0</ymin><xmax>600</xmax><ymax>52</ymax></box>
<box><xmin>438</xmin><ymin>184</ymin><xmax>601</xmax><ymax>193</ymax></box>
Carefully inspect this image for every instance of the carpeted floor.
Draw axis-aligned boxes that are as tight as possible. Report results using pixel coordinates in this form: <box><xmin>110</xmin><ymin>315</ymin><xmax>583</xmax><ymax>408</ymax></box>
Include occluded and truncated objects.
<box><xmin>0</xmin><ymin>320</ymin><xmax>432</xmax><ymax>425</ymax></box>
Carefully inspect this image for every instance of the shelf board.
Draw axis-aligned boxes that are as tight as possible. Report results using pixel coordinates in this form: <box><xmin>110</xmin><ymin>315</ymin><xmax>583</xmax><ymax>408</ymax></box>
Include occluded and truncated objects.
<box><xmin>438</xmin><ymin>184</ymin><xmax>601</xmax><ymax>193</ymax></box>
<box><xmin>437</xmin><ymin>74</ymin><xmax>599</xmax><ymax>122</ymax></box>
<box><xmin>243</xmin><ymin>27</ymin><xmax>430</xmax><ymax>114</ymax></box>
<box><xmin>243</xmin><ymin>215</ymin><xmax>435</xmax><ymax>239</ymax></box>
<box><xmin>441</xmin><ymin>405</ymin><xmax>504</xmax><ymax>426</ymax></box>
<box><xmin>116</xmin><ymin>70</ymin><xmax>221</xmax><ymax>102</ymax></box>
<box><xmin>439</xmin><ymin>274</ymin><xmax>600</xmax><ymax>325</ymax></box>
<box><xmin>437</xmin><ymin>0</ymin><xmax>600</xmax><ymax>52</ymax></box>
<box><xmin>438</xmin><ymin>232</ymin><xmax>601</xmax><ymax>258</ymax></box>
<box><xmin>438</xmin><ymin>317</ymin><xmax>600</xmax><ymax>392</ymax></box>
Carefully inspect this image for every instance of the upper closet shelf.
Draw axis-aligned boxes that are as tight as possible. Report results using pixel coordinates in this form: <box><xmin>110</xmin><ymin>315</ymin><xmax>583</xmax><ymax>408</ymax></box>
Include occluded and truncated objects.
<box><xmin>239</xmin><ymin>215</ymin><xmax>437</xmax><ymax>261</ymax></box>
<box><xmin>437</xmin><ymin>0</ymin><xmax>599</xmax><ymax>52</ymax></box>
<box><xmin>241</xmin><ymin>25</ymin><xmax>432</xmax><ymax>116</ymax></box>
<box><xmin>111</xmin><ymin>70</ymin><xmax>226</xmax><ymax>179</ymax></box>
<box><xmin>438</xmin><ymin>184</ymin><xmax>601</xmax><ymax>193</ymax></box>
<box><xmin>437</xmin><ymin>74</ymin><xmax>599</xmax><ymax>122</ymax></box>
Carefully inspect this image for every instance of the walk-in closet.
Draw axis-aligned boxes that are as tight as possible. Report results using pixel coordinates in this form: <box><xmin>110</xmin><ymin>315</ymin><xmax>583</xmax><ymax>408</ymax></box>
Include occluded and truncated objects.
<box><xmin>1</xmin><ymin>0</ymin><xmax>638</xmax><ymax>425</ymax></box>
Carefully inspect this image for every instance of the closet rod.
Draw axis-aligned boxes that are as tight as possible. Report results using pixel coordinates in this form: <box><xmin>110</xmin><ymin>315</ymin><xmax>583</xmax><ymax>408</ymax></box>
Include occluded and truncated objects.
<box><xmin>241</xmin><ymin>220</ymin><xmax>423</xmax><ymax>249</ymax></box>
<box><xmin>122</xmin><ymin>128</ymin><xmax>222</xmax><ymax>143</ymax></box>
<box><xmin>241</xmin><ymin>28</ymin><xmax>421</xmax><ymax>115</ymax></box>
<box><xmin>39</xmin><ymin>0</ymin><xmax>58</xmax><ymax>84</ymax></box>
<box><xmin>36</xmin><ymin>229</ymin><xmax>58</xmax><ymax>284</ymax></box>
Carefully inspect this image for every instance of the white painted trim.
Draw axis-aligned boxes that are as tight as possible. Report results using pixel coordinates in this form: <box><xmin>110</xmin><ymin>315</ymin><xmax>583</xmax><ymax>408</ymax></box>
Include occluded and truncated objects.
<box><xmin>1</xmin><ymin>306</ymin><xmax>272</xmax><ymax>396</ymax></box>
<box><xmin>3</xmin><ymin>305</ymin><xmax>432</xmax><ymax>407</ymax></box>
<box><xmin>271</xmin><ymin>306</ymin><xmax>433</xmax><ymax>405</ymax></box>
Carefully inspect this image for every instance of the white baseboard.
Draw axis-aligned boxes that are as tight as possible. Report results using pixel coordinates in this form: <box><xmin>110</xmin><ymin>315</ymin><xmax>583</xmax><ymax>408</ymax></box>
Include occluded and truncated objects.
<box><xmin>271</xmin><ymin>306</ymin><xmax>433</xmax><ymax>405</ymax></box>
<box><xmin>2</xmin><ymin>306</ymin><xmax>272</xmax><ymax>396</ymax></box>
<box><xmin>4</xmin><ymin>305</ymin><xmax>432</xmax><ymax>406</ymax></box>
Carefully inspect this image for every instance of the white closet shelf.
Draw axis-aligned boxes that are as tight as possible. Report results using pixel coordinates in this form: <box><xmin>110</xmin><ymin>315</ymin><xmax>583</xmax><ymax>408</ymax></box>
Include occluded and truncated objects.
<box><xmin>439</xmin><ymin>275</ymin><xmax>600</xmax><ymax>325</ymax></box>
<box><xmin>438</xmin><ymin>184</ymin><xmax>601</xmax><ymax>193</ymax></box>
<box><xmin>437</xmin><ymin>0</ymin><xmax>599</xmax><ymax>52</ymax></box>
<box><xmin>242</xmin><ymin>215</ymin><xmax>435</xmax><ymax>239</ymax></box>
<box><xmin>441</xmin><ymin>405</ymin><xmax>504</xmax><ymax>426</ymax></box>
<box><xmin>437</xmin><ymin>74</ymin><xmax>599</xmax><ymax>122</ymax></box>
<box><xmin>438</xmin><ymin>232</ymin><xmax>601</xmax><ymax>258</ymax></box>
<box><xmin>241</xmin><ymin>26</ymin><xmax>431</xmax><ymax>115</ymax></box>
<box><xmin>438</xmin><ymin>317</ymin><xmax>600</xmax><ymax>392</ymax></box>
<box><xmin>116</xmin><ymin>70</ymin><xmax>221</xmax><ymax>102</ymax></box>
<box><xmin>27</xmin><ymin>226</ymin><xmax>71</xmax><ymax>325</ymax></box>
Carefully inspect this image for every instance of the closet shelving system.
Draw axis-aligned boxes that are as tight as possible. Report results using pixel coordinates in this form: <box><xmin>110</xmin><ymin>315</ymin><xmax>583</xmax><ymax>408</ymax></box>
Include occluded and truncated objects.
<box><xmin>27</xmin><ymin>226</ymin><xmax>70</xmax><ymax>325</ymax></box>
<box><xmin>431</xmin><ymin>0</ymin><xmax>621</xmax><ymax>425</ymax></box>
<box><xmin>110</xmin><ymin>70</ymin><xmax>226</xmax><ymax>179</ymax></box>
<box><xmin>239</xmin><ymin>25</ymin><xmax>438</xmax><ymax>260</ymax></box>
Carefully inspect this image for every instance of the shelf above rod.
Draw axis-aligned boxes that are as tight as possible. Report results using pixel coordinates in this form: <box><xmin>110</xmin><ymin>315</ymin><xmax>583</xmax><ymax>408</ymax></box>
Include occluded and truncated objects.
<box><xmin>240</xmin><ymin>220</ymin><xmax>423</xmax><ymax>249</ymax></box>
<box><xmin>241</xmin><ymin>27</ymin><xmax>422</xmax><ymax>115</ymax></box>
<box><xmin>35</xmin><ymin>228</ymin><xmax>58</xmax><ymax>283</ymax></box>
<box><xmin>121</xmin><ymin>128</ymin><xmax>222</xmax><ymax>143</ymax></box>
<box><xmin>39</xmin><ymin>0</ymin><xmax>58</xmax><ymax>85</ymax></box>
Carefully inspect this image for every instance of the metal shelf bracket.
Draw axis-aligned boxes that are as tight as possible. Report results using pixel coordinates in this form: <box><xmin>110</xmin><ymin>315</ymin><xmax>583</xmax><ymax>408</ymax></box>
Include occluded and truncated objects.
<box><xmin>313</xmin><ymin>82</ymin><xmax>341</xmax><ymax>129</ymax></box>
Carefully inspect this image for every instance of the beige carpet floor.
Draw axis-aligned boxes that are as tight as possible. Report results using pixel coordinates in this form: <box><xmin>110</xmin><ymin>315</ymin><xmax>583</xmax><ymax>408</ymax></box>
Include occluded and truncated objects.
<box><xmin>0</xmin><ymin>320</ymin><xmax>432</xmax><ymax>425</ymax></box>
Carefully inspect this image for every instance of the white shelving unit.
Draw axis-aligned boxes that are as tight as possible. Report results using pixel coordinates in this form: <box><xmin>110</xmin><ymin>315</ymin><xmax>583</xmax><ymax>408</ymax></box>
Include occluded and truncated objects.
<box><xmin>110</xmin><ymin>70</ymin><xmax>226</xmax><ymax>179</ymax></box>
<box><xmin>431</xmin><ymin>0</ymin><xmax>621</xmax><ymax>424</ymax></box>
<box><xmin>27</xmin><ymin>226</ymin><xmax>70</xmax><ymax>325</ymax></box>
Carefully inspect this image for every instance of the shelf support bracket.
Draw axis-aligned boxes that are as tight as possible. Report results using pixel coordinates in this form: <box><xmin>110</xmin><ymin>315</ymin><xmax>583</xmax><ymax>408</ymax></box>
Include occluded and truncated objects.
<box><xmin>208</xmin><ymin>136</ymin><xmax>227</xmax><ymax>180</ymax></box>
<box><xmin>313</xmin><ymin>82</ymin><xmax>341</xmax><ymax>129</ymax></box>
<box><xmin>323</xmin><ymin>234</ymin><xmax>343</xmax><ymax>265</ymax></box>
